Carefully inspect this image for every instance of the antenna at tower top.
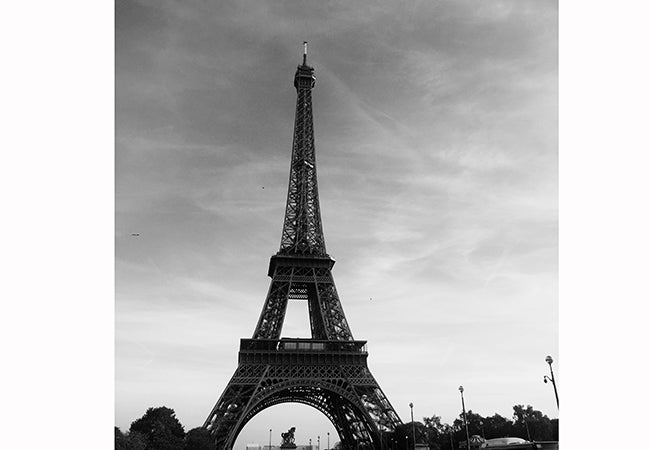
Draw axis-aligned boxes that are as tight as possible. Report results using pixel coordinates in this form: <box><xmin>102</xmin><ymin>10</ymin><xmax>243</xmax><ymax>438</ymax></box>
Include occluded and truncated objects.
<box><xmin>303</xmin><ymin>41</ymin><xmax>308</xmax><ymax>65</ymax></box>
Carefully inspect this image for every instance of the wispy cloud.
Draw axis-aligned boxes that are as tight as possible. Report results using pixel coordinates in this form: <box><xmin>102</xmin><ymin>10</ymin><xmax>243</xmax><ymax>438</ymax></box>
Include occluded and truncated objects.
<box><xmin>116</xmin><ymin>0</ymin><xmax>557</xmax><ymax>443</ymax></box>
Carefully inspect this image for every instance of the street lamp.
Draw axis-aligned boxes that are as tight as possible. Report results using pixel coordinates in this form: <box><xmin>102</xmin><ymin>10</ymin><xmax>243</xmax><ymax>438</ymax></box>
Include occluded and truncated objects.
<box><xmin>318</xmin><ymin>435</ymin><xmax>320</xmax><ymax>450</ymax></box>
<box><xmin>409</xmin><ymin>402</ymin><xmax>416</xmax><ymax>450</ymax></box>
<box><xmin>543</xmin><ymin>355</ymin><xmax>559</xmax><ymax>409</ymax></box>
<box><xmin>327</xmin><ymin>432</ymin><xmax>330</xmax><ymax>450</ymax></box>
<box><xmin>269</xmin><ymin>429</ymin><xmax>272</xmax><ymax>450</ymax></box>
<box><xmin>458</xmin><ymin>386</ymin><xmax>471</xmax><ymax>450</ymax></box>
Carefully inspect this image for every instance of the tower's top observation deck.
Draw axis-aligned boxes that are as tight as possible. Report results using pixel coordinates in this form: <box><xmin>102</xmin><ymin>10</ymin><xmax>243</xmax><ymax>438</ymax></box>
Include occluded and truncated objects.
<box><xmin>294</xmin><ymin>41</ymin><xmax>316</xmax><ymax>90</ymax></box>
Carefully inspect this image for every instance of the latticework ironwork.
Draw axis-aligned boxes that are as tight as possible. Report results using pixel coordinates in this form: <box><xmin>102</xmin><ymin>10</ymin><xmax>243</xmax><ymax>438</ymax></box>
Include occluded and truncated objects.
<box><xmin>279</xmin><ymin>57</ymin><xmax>324</xmax><ymax>256</ymax></box>
<box><xmin>253</xmin><ymin>258</ymin><xmax>353</xmax><ymax>341</ymax></box>
<box><xmin>204</xmin><ymin>46</ymin><xmax>401</xmax><ymax>449</ymax></box>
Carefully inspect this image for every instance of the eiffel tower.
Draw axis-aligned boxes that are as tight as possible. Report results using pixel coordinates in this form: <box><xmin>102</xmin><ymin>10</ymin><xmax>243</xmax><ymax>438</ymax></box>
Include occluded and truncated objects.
<box><xmin>204</xmin><ymin>44</ymin><xmax>402</xmax><ymax>450</ymax></box>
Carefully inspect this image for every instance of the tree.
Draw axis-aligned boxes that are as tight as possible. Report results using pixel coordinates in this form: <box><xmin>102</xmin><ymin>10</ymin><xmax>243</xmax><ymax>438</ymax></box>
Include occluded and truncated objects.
<box><xmin>550</xmin><ymin>418</ymin><xmax>559</xmax><ymax>441</ymax></box>
<box><xmin>115</xmin><ymin>427</ymin><xmax>147</xmax><ymax>450</ymax></box>
<box><xmin>130</xmin><ymin>406</ymin><xmax>185</xmax><ymax>450</ymax></box>
<box><xmin>481</xmin><ymin>413</ymin><xmax>512</xmax><ymax>439</ymax></box>
<box><xmin>423</xmin><ymin>415</ymin><xmax>445</xmax><ymax>436</ymax></box>
<box><xmin>413</xmin><ymin>405</ymin><xmax>557</xmax><ymax>449</ymax></box>
<box><xmin>184</xmin><ymin>427</ymin><xmax>214</xmax><ymax>450</ymax></box>
<box><xmin>422</xmin><ymin>415</ymin><xmax>445</xmax><ymax>450</ymax></box>
<box><xmin>451</xmin><ymin>416</ymin><xmax>466</xmax><ymax>447</ymax></box>
<box><xmin>463</xmin><ymin>410</ymin><xmax>485</xmax><ymax>437</ymax></box>
<box><xmin>512</xmin><ymin>405</ymin><xmax>555</xmax><ymax>442</ymax></box>
<box><xmin>392</xmin><ymin>421</ymin><xmax>429</xmax><ymax>450</ymax></box>
<box><xmin>127</xmin><ymin>431</ymin><xmax>147</xmax><ymax>450</ymax></box>
<box><xmin>116</xmin><ymin>427</ymin><xmax>129</xmax><ymax>450</ymax></box>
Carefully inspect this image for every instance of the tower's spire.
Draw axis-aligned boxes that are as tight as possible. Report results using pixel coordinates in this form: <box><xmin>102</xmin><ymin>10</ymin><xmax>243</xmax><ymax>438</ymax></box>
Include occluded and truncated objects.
<box><xmin>279</xmin><ymin>45</ymin><xmax>324</xmax><ymax>256</ymax></box>
<box><xmin>303</xmin><ymin>41</ymin><xmax>308</xmax><ymax>66</ymax></box>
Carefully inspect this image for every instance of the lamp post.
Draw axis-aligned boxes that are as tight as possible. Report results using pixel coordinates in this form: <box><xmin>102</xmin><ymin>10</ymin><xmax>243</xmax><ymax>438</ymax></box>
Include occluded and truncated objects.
<box><xmin>409</xmin><ymin>402</ymin><xmax>416</xmax><ymax>450</ymax></box>
<box><xmin>318</xmin><ymin>435</ymin><xmax>320</xmax><ymax>450</ymax></box>
<box><xmin>458</xmin><ymin>386</ymin><xmax>470</xmax><ymax>450</ymax></box>
<box><xmin>269</xmin><ymin>429</ymin><xmax>272</xmax><ymax>450</ymax></box>
<box><xmin>327</xmin><ymin>432</ymin><xmax>330</xmax><ymax>450</ymax></box>
<box><xmin>543</xmin><ymin>355</ymin><xmax>559</xmax><ymax>409</ymax></box>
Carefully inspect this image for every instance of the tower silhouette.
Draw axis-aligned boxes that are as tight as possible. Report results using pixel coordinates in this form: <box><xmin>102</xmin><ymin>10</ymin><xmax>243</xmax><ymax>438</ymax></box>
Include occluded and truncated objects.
<box><xmin>204</xmin><ymin>44</ymin><xmax>402</xmax><ymax>449</ymax></box>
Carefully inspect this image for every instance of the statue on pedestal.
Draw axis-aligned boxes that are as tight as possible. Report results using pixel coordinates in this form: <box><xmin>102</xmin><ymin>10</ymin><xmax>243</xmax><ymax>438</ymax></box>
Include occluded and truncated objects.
<box><xmin>280</xmin><ymin>427</ymin><xmax>297</xmax><ymax>449</ymax></box>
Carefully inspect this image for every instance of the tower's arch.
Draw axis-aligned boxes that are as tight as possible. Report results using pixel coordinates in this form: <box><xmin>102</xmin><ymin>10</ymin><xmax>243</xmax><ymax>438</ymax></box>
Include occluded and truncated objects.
<box><xmin>205</xmin><ymin>340</ymin><xmax>401</xmax><ymax>449</ymax></box>
<box><xmin>229</xmin><ymin>382</ymin><xmax>380</xmax><ymax>449</ymax></box>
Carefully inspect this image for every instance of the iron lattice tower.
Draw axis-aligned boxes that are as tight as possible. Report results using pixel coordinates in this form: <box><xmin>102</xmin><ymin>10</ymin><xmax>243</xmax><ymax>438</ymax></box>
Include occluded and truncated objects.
<box><xmin>204</xmin><ymin>44</ymin><xmax>402</xmax><ymax>449</ymax></box>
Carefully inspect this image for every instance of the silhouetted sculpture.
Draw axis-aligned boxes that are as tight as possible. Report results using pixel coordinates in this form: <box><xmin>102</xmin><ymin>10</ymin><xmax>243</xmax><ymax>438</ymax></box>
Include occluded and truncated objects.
<box><xmin>280</xmin><ymin>427</ymin><xmax>297</xmax><ymax>448</ymax></box>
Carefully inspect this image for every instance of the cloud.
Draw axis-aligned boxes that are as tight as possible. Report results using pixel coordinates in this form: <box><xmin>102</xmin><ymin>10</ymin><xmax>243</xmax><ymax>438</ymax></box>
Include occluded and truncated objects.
<box><xmin>116</xmin><ymin>0</ymin><xmax>558</xmax><ymax>442</ymax></box>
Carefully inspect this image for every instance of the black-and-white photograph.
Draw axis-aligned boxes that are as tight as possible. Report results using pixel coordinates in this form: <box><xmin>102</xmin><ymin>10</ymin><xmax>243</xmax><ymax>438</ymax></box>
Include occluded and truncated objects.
<box><xmin>115</xmin><ymin>2</ymin><xmax>558</xmax><ymax>449</ymax></box>
<box><xmin>11</xmin><ymin>2</ymin><xmax>650</xmax><ymax>450</ymax></box>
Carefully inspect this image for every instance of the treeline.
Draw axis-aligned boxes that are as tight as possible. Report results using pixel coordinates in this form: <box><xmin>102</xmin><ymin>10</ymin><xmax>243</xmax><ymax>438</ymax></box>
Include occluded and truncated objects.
<box><xmin>115</xmin><ymin>406</ymin><xmax>213</xmax><ymax>450</ymax></box>
<box><xmin>116</xmin><ymin>404</ymin><xmax>557</xmax><ymax>450</ymax></box>
<box><xmin>390</xmin><ymin>405</ymin><xmax>558</xmax><ymax>450</ymax></box>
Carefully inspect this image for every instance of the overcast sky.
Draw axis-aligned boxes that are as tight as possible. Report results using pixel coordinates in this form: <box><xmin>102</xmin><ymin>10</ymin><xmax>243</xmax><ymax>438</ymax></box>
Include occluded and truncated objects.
<box><xmin>116</xmin><ymin>1</ymin><xmax>558</xmax><ymax>447</ymax></box>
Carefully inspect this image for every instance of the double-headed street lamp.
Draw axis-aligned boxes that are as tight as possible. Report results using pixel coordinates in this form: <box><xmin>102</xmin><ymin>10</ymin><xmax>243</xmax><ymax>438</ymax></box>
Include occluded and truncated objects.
<box><xmin>458</xmin><ymin>386</ymin><xmax>471</xmax><ymax>450</ymax></box>
<box><xmin>543</xmin><ymin>355</ymin><xmax>559</xmax><ymax>409</ymax></box>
